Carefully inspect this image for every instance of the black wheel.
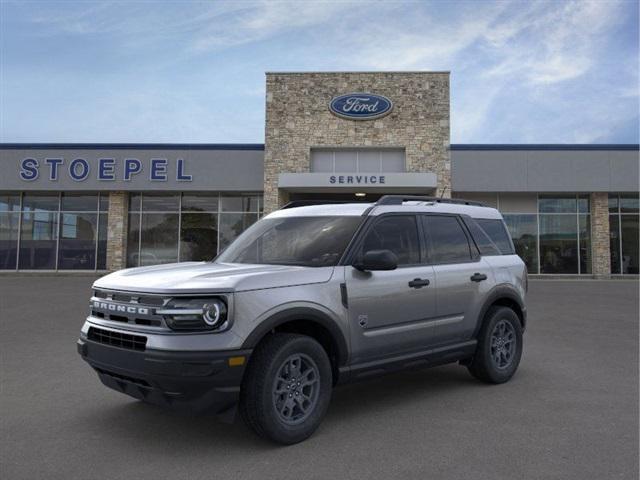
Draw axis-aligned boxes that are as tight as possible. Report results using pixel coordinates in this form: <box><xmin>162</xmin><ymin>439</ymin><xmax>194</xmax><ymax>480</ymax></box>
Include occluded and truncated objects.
<box><xmin>239</xmin><ymin>333</ymin><xmax>332</xmax><ymax>444</ymax></box>
<box><xmin>467</xmin><ymin>306</ymin><xmax>523</xmax><ymax>384</ymax></box>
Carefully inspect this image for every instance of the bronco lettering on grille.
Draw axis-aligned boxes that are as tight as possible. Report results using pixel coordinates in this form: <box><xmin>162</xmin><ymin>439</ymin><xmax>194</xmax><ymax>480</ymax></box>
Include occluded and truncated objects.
<box><xmin>92</xmin><ymin>301</ymin><xmax>149</xmax><ymax>315</ymax></box>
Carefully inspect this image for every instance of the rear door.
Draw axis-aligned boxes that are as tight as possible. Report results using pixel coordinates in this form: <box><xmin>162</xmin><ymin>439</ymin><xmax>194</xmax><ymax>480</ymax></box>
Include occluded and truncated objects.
<box><xmin>421</xmin><ymin>214</ymin><xmax>494</xmax><ymax>345</ymax></box>
<box><xmin>345</xmin><ymin>214</ymin><xmax>437</xmax><ymax>363</ymax></box>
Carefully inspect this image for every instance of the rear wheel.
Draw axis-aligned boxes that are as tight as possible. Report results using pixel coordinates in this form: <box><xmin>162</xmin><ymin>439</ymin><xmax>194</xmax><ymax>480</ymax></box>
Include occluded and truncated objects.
<box><xmin>239</xmin><ymin>333</ymin><xmax>332</xmax><ymax>444</ymax></box>
<box><xmin>467</xmin><ymin>306</ymin><xmax>523</xmax><ymax>384</ymax></box>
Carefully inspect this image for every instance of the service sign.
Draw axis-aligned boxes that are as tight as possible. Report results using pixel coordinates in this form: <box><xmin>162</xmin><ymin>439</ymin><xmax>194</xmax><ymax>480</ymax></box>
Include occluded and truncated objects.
<box><xmin>329</xmin><ymin>93</ymin><xmax>393</xmax><ymax>120</ymax></box>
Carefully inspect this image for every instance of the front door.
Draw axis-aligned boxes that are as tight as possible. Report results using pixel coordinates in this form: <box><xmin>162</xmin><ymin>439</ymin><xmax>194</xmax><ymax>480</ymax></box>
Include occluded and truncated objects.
<box><xmin>345</xmin><ymin>214</ymin><xmax>437</xmax><ymax>363</ymax></box>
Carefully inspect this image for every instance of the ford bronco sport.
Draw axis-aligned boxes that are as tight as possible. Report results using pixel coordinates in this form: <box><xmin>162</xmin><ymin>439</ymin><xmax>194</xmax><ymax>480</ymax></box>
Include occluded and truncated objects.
<box><xmin>78</xmin><ymin>195</ymin><xmax>527</xmax><ymax>444</ymax></box>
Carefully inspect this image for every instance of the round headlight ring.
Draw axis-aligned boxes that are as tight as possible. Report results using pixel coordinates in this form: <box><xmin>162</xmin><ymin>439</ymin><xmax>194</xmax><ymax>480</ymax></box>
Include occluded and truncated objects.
<box><xmin>202</xmin><ymin>302</ymin><xmax>222</xmax><ymax>326</ymax></box>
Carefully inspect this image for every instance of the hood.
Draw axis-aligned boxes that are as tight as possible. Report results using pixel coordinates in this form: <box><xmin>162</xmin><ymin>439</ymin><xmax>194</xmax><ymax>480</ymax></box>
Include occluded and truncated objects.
<box><xmin>93</xmin><ymin>262</ymin><xmax>335</xmax><ymax>294</ymax></box>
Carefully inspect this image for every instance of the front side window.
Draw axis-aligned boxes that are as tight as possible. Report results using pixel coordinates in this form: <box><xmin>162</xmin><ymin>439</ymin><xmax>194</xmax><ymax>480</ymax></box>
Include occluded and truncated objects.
<box><xmin>217</xmin><ymin>216</ymin><xmax>362</xmax><ymax>267</ymax></box>
<box><xmin>359</xmin><ymin>215</ymin><xmax>420</xmax><ymax>265</ymax></box>
<box><xmin>423</xmin><ymin>215</ymin><xmax>472</xmax><ymax>264</ymax></box>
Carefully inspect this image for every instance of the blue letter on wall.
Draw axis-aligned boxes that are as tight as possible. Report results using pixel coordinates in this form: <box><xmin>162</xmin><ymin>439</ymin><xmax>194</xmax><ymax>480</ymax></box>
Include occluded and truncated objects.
<box><xmin>150</xmin><ymin>159</ymin><xmax>168</xmax><ymax>181</ymax></box>
<box><xmin>69</xmin><ymin>158</ymin><xmax>90</xmax><ymax>181</ymax></box>
<box><xmin>98</xmin><ymin>159</ymin><xmax>116</xmax><ymax>180</ymax></box>
<box><xmin>176</xmin><ymin>159</ymin><xmax>192</xmax><ymax>181</ymax></box>
<box><xmin>20</xmin><ymin>158</ymin><xmax>39</xmax><ymax>181</ymax></box>
<box><xmin>124</xmin><ymin>159</ymin><xmax>142</xmax><ymax>180</ymax></box>
<box><xmin>45</xmin><ymin>158</ymin><xmax>64</xmax><ymax>180</ymax></box>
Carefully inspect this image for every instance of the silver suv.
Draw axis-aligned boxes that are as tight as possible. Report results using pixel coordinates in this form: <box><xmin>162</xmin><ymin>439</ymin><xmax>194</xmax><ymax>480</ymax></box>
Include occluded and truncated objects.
<box><xmin>78</xmin><ymin>195</ymin><xmax>527</xmax><ymax>444</ymax></box>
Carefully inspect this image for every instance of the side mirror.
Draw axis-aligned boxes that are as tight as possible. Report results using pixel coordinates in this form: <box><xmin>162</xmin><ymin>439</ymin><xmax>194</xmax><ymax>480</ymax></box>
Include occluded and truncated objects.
<box><xmin>354</xmin><ymin>249</ymin><xmax>398</xmax><ymax>271</ymax></box>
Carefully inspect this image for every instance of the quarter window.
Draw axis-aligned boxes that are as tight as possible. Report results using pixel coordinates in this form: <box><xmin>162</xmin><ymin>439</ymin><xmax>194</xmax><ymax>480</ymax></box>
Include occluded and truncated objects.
<box><xmin>423</xmin><ymin>215</ymin><xmax>472</xmax><ymax>264</ymax></box>
<box><xmin>475</xmin><ymin>219</ymin><xmax>515</xmax><ymax>254</ymax></box>
<box><xmin>360</xmin><ymin>216</ymin><xmax>420</xmax><ymax>265</ymax></box>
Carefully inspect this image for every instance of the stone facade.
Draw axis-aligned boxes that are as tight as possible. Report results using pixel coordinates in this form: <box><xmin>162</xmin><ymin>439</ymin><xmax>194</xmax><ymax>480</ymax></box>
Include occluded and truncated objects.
<box><xmin>264</xmin><ymin>72</ymin><xmax>450</xmax><ymax>213</ymax></box>
<box><xmin>590</xmin><ymin>192</ymin><xmax>611</xmax><ymax>277</ymax></box>
<box><xmin>106</xmin><ymin>191</ymin><xmax>129</xmax><ymax>271</ymax></box>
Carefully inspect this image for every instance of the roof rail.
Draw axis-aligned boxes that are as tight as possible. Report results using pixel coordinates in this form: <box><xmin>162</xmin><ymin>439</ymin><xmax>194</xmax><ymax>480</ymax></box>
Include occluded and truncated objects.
<box><xmin>375</xmin><ymin>195</ymin><xmax>485</xmax><ymax>207</ymax></box>
<box><xmin>281</xmin><ymin>200</ymin><xmax>359</xmax><ymax>210</ymax></box>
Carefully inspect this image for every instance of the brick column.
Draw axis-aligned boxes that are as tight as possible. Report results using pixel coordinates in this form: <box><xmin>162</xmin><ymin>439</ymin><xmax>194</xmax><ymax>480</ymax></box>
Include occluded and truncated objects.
<box><xmin>591</xmin><ymin>192</ymin><xmax>611</xmax><ymax>277</ymax></box>
<box><xmin>106</xmin><ymin>191</ymin><xmax>129</xmax><ymax>271</ymax></box>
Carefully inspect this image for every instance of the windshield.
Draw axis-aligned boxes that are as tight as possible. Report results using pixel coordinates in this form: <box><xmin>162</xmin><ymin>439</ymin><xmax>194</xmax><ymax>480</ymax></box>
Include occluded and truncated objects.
<box><xmin>216</xmin><ymin>216</ymin><xmax>362</xmax><ymax>267</ymax></box>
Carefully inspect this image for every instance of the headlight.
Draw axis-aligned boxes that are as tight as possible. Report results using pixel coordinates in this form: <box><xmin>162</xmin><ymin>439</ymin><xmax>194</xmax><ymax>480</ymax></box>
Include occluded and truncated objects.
<box><xmin>157</xmin><ymin>297</ymin><xmax>229</xmax><ymax>331</ymax></box>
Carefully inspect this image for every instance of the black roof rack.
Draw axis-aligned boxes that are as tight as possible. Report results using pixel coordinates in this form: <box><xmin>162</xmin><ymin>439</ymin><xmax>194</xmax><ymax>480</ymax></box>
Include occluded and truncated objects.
<box><xmin>375</xmin><ymin>195</ymin><xmax>485</xmax><ymax>207</ymax></box>
<box><xmin>281</xmin><ymin>200</ymin><xmax>360</xmax><ymax>209</ymax></box>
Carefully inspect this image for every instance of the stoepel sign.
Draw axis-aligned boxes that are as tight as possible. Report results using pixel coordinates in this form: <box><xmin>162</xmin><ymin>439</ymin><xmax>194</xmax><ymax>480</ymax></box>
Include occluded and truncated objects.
<box><xmin>19</xmin><ymin>157</ymin><xmax>192</xmax><ymax>182</ymax></box>
<box><xmin>329</xmin><ymin>93</ymin><xmax>393</xmax><ymax>120</ymax></box>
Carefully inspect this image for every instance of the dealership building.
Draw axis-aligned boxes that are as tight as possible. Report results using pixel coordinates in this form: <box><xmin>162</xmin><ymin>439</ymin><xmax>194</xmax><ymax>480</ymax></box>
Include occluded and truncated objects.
<box><xmin>0</xmin><ymin>72</ymin><xmax>638</xmax><ymax>276</ymax></box>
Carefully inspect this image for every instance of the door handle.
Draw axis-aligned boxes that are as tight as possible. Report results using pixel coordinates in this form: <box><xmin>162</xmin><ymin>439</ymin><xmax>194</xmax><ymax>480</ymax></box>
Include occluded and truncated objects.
<box><xmin>470</xmin><ymin>273</ymin><xmax>487</xmax><ymax>282</ymax></box>
<box><xmin>408</xmin><ymin>278</ymin><xmax>430</xmax><ymax>288</ymax></box>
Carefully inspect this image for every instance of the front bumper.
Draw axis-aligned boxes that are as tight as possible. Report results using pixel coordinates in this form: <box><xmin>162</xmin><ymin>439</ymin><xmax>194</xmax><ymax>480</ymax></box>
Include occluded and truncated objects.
<box><xmin>77</xmin><ymin>337</ymin><xmax>251</xmax><ymax>415</ymax></box>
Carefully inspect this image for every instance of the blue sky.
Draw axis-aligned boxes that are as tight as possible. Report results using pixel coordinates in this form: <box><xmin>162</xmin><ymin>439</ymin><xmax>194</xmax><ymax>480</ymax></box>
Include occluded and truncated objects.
<box><xmin>1</xmin><ymin>0</ymin><xmax>638</xmax><ymax>144</ymax></box>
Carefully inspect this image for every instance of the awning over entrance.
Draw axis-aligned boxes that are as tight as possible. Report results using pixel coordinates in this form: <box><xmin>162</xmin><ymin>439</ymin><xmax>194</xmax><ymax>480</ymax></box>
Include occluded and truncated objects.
<box><xmin>278</xmin><ymin>172</ymin><xmax>437</xmax><ymax>193</ymax></box>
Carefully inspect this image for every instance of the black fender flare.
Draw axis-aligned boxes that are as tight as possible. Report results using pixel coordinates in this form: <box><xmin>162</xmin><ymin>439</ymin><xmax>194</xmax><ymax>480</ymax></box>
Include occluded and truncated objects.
<box><xmin>241</xmin><ymin>307</ymin><xmax>349</xmax><ymax>366</ymax></box>
<box><xmin>473</xmin><ymin>284</ymin><xmax>527</xmax><ymax>337</ymax></box>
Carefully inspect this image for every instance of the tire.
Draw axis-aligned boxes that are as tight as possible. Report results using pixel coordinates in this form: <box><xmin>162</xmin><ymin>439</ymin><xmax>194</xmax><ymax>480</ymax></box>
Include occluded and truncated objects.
<box><xmin>467</xmin><ymin>306</ymin><xmax>523</xmax><ymax>384</ymax></box>
<box><xmin>239</xmin><ymin>333</ymin><xmax>332</xmax><ymax>444</ymax></box>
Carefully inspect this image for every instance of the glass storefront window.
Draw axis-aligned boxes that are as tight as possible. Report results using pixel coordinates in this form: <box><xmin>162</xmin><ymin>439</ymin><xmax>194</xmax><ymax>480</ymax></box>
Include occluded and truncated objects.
<box><xmin>620</xmin><ymin>194</ymin><xmax>639</xmax><ymax>214</ymax></box>
<box><xmin>127</xmin><ymin>213</ymin><xmax>141</xmax><ymax>267</ymax></box>
<box><xmin>537</xmin><ymin>195</ymin><xmax>591</xmax><ymax>274</ymax></box>
<box><xmin>61</xmin><ymin>193</ymin><xmax>98</xmax><ymax>211</ymax></box>
<box><xmin>610</xmin><ymin>215</ymin><xmax>621</xmax><ymax>274</ymax></box>
<box><xmin>0</xmin><ymin>212</ymin><xmax>19</xmax><ymax>269</ymax></box>
<box><xmin>182</xmin><ymin>193</ymin><xmax>219</xmax><ymax>212</ymax></box>
<box><xmin>220</xmin><ymin>194</ymin><xmax>260</xmax><ymax>213</ymax></box>
<box><xmin>58</xmin><ymin>212</ymin><xmax>98</xmax><ymax>269</ymax></box>
<box><xmin>142</xmin><ymin>193</ymin><xmax>180</xmax><ymax>212</ymax></box>
<box><xmin>538</xmin><ymin>195</ymin><xmax>577</xmax><ymax>213</ymax></box>
<box><xmin>19</xmin><ymin>211</ymin><xmax>58</xmax><ymax>269</ymax></box>
<box><xmin>0</xmin><ymin>192</ymin><xmax>21</xmax><ymax>212</ymax></box>
<box><xmin>0</xmin><ymin>192</ymin><xmax>108</xmax><ymax>270</ymax></box>
<box><xmin>609</xmin><ymin>194</ymin><xmax>640</xmax><ymax>275</ymax></box>
<box><xmin>539</xmin><ymin>214</ymin><xmax>578</xmax><ymax>274</ymax></box>
<box><xmin>127</xmin><ymin>192</ymin><xmax>262</xmax><ymax>267</ymax></box>
<box><xmin>620</xmin><ymin>216</ymin><xmax>639</xmax><ymax>274</ymax></box>
<box><xmin>503</xmin><ymin>214</ymin><xmax>538</xmax><ymax>273</ymax></box>
<box><xmin>579</xmin><ymin>215</ymin><xmax>591</xmax><ymax>274</ymax></box>
<box><xmin>609</xmin><ymin>193</ymin><xmax>640</xmax><ymax>275</ymax></box>
<box><xmin>22</xmin><ymin>193</ymin><xmax>59</xmax><ymax>212</ymax></box>
<box><xmin>139</xmin><ymin>213</ymin><xmax>179</xmax><ymax>266</ymax></box>
<box><xmin>219</xmin><ymin>213</ymin><xmax>259</xmax><ymax>252</ymax></box>
<box><xmin>180</xmin><ymin>213</ymin><xmax>218</xmax><ymax>261</ymax></box>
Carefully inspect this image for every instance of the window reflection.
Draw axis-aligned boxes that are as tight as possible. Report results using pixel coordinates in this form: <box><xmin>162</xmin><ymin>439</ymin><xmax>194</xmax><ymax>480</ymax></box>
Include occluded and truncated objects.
<box><xmin>0</xmin><ymin>212</ymin><xmax>19</xmax><ymax>269</ymax></box>
<box><xmin>539</xmin><ymin>215</ymin><xmax>578</xmax><ymax>274</ymax></box>
<box><xmin>180</xmin><ymin>213</ymin><xmax>218</xmax><ymax>262</ymax></box>
<box><xmin>19</xmin><ymin>211</ymin><xmax>58</xmax><ymax>269</ymax></box>
<box><xmin>219</xmin><ymin>213</ymin><xmax>259</xmax><ymax>252</ymax></box>
<box><xmin>58</xmin><ymin>213</ymin><xmax>98</xmax><ymax>269</ymax></box>
<box><xmin>139</xmin><ymin>213</ymin><xmax>179</xmax><ymax>266</ymax></box>
<box><xmin>503</xmin><ymin>214</ymin><xmax>538</xmax><ymax>273</ymax></box>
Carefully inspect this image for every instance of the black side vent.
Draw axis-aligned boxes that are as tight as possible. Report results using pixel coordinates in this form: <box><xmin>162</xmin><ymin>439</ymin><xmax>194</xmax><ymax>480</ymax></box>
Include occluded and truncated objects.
<box><xmin>88</xmin><ymin>327</ymin><xmax>147</xmax><ymax>351</ymax></box>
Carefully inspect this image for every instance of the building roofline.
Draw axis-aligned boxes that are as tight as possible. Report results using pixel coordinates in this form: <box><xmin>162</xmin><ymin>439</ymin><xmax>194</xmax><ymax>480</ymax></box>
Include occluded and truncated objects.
<box><xmin>0</xmin><ymin>143</ymin><xmax>266</xmax><ymax>151</ymax></box>
<box><xmin>0</xmin><ymin>143</ymin><xmax>637</xmax><ymax>151</ymax></box>
<box><xmin>450</xmin><ymin>144</ymin><xmax>640</xmax><ymax>151</ymax></box>
<box><xmin>265</xmin><ymin>71</ymin><xmax>451</xmax><ymax>74</ymax></box>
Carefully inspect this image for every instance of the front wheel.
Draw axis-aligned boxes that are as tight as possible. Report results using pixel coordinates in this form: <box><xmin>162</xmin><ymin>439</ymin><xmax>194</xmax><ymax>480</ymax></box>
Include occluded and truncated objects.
<box><xmin>467</xmin><ymin>306</ymin><xmax>523</xmax><ymax>384</ymax></box>
<box><xmin>239</xmin><ymin>333</ymin><xmax>332</xmax><ymax>444</ymax></box>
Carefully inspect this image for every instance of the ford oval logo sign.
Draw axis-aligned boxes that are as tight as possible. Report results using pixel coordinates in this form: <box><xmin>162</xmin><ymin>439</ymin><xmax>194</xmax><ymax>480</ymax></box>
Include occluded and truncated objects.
<box><xmin>329</xmin><ymin>93</ymin><xmax>393</xmax><ymax>120</ymax></box>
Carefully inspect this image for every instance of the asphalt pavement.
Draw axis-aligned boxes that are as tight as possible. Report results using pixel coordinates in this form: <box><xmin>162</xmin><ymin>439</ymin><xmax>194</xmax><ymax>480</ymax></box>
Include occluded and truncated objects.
<box><xmin>1</xmin><ymin>276</ymin><xmax>638</xmax><ymax>480</ymax></box>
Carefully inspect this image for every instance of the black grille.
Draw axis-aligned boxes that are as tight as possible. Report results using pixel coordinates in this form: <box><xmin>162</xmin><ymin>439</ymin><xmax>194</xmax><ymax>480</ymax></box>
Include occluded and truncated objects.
<box><xmin>88</xmin><ymin>327</ymin><xmax>147</xmax><ymax>351</ymax></box>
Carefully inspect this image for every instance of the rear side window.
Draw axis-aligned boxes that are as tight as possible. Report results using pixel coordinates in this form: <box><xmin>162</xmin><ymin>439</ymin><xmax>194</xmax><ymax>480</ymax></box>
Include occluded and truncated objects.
<box><xmin>423</xmin><ymin>215</ymin><xmax>472</xmax><ymax>264</ymax></box>
<box><xmin>475</xmin><ymin>219</ymin><xmax>515</xmax><ymax>254</ymax></box>
<box><xmin>360</xmin><ymin>215</ymin><xmax>420</xmax><ymax>265</ymax></box>
<box><xmin>464</xmin><ymin>218</ymin><xmax>501</xmax><ymax>256</ymax></box>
